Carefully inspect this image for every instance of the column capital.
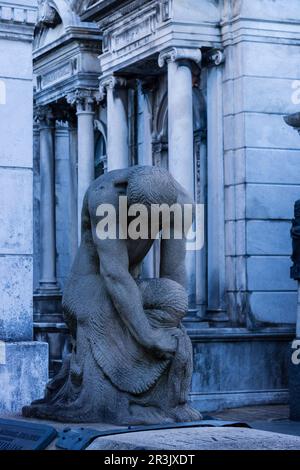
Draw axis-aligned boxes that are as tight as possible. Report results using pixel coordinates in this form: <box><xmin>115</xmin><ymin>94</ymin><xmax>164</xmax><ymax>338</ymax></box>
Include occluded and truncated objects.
<box><xmin>34</xmin><ymin>105</ymin><xmax>55</xmax><ymax>127</ymax></box>
<box><xmin>158</xmin><ymin>47</ymin><xmax>202</xmax><ymax>68</ymax></box>
<box><xmin>203</xmin><ymin>49</ymin><xmax>225</xmax><ymax>67</ymax></box>
<box><xmin>67</xmin><ymin>89</ymin><xmax>99</xmax><ymax>113</ymax></box>
<box><xmin>99</xmin><ymin>76</ymin><xmax>128</xmax><ymax>101</ymax></box>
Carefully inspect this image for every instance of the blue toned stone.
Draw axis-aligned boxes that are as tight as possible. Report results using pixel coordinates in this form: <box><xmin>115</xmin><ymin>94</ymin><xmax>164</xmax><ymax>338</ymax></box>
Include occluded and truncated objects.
<box><xmin>0</xmin><ymin>341</ymin><xmax>48</xmax><ymax>415</ymax></box>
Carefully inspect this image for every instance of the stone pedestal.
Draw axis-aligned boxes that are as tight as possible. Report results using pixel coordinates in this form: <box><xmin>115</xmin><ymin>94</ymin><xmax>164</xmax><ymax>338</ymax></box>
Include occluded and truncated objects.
<box><xmin>0</xmin><ymin>1</ymin><xmax>48</xmax><ymax>415</ymax></box>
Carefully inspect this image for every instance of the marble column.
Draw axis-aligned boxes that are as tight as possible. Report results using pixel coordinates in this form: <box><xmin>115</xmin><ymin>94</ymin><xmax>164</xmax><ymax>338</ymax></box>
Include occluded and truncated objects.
<box><xmin>205</xmin><ymin>49</ymin><xmax>228</xmax><ymax>323</ymax></box>
<box><xmin>36</xmin><ymin>106</ymin><xmax>59</xmax><ymax>293</ymax></box>
<box><xmin>158</xmin><ymin>48</ymin><xmax>201</xmax><ymax>309</ymax></box>
<box><xmin>99</xmin><ymin>76</ymin><xmax>129</xmax><ymax>171</ymax></box>
<box><xmin>68</xmin><ymin>90</ymin><xmax>97</xmax><ymax>241</ymax></box>
<box><xmin>158</xmin><ymin>47</ymin><xmax>201</xmax><ymax>197</ymax></box>
<box><xmin>139</xmin><ymin>81</ymin><xmax>155</xmax><ymax>278</ymax></box>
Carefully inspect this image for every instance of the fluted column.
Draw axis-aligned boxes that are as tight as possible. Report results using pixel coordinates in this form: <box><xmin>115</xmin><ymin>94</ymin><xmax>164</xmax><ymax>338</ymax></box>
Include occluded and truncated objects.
<box><xmin>158</xmin><ymin>47</ymin><xmax>201</xmax><ymax>197</ymax></box>
<box><xmin>67</xmin><ymin>90</ymin><xmax>97</xmax><ymax>241</ymax></box>
<box><xmin>99</xmin><ymin>76</ymin><xmax>129</xmax><ymax>171</ymax></box>
<box><xmin>35</xmin><ymin>106</ymin><xmax>59</xmax><ymax>292</ymax></box>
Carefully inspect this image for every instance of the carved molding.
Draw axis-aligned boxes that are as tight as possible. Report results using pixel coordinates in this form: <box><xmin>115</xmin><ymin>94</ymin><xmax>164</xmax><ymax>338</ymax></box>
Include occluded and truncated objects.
<box><xmin>67</xmin><ymin>89</ymin><xmax>100</xmax><ymax>113</ymax></box>
<box><xmin>158</xmin><ymin>47</ymin><xmax>202</xmax><ymax>68</ymax></box>
<box><xmin>99</xmin><ymin>76</ymin><xmax>128</xmax><ymax>101</ymax></box>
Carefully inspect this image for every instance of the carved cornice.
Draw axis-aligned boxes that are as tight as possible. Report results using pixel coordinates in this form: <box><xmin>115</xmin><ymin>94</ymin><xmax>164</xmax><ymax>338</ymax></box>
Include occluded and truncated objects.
<box><xmin>158</xmin><ymin>47</ymin><xmax>202</xmax><ymax>68</ymax></box>
<box><xmin>67</xmin><ymin>89</ymin><xmax>100</xmax><ymax>113</ymax></box>
<box><xmin>99</xmin><ymin>76</ymin><xmax>128</xmax><ymax>101</ymax></box>
<box><xmin>0</xmin><ymin>2</ymin><xmax>37</xmax><ymax>40</ymax></box>
<box><xmin>69</xmin><ymin>0</ymin><xmax>95</xmax><ymax>16</ymax></box>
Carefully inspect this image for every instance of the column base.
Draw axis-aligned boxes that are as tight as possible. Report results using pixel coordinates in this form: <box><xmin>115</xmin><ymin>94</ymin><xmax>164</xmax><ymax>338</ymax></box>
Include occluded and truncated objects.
<box><xmin>0</xmin><ymin>341</ymin><xmax>48</xmax><ymax>415</ymax></box>
<box><xmin>37</xmin><ymin>283</ymin><xmax>61</xmax><ymax>295</ymax></box>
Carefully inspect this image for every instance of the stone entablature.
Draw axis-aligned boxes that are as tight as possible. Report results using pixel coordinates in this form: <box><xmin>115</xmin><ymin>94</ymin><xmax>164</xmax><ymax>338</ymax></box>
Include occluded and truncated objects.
<box><xmin>0</xmin><ymin>1</ymin><xmax>37</xmax><ymax>40</ymax></box>
<box><xmin>34</xmin><ymin>36</ymin><xmax>101</xmax><ymax>105</ymax></box>
<box><xmin>93</xmin><ymin>0</ymin><xmax>221</xmax><ymax>77</ymax></box>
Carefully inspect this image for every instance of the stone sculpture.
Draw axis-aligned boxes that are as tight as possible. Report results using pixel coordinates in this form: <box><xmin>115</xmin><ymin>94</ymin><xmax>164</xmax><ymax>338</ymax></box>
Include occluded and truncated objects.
<box><xmin>23</xmin><ymin>166</ymin><xmax>202</xmax><ymax>424</ymax></box>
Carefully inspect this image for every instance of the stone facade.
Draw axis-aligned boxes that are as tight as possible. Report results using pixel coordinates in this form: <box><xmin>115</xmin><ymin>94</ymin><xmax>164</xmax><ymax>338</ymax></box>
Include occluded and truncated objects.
<box><xmin>2</xmin><ymin>0</ymin><xmax>300</xmax><ymax>413</ymax></box>
<box><xmin>0</xmin><ymin>0</ymin><xmax>48</xmax><ymax>414</ymax></box>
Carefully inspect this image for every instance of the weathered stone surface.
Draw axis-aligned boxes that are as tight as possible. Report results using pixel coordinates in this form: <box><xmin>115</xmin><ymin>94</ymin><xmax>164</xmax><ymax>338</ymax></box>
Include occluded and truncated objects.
<box><xmin>0</xmin><ymin>79</ymin><xmax>33</xmax><ymax>168</ymax></box>
<box><xmin>87</xmin><ymin>426</ymin><xmax>300</xmax><ymax>450</ymax></box>
<box><xmin>249</xmin><ymin>292</ymin><xmax>297</xmax><ymax>324</ymax></box>
<box><xmin>0</xmin><ymin>169</ymin><xmax>33</xmax><ymax>255</ymax></box>
<box><xmin>0</xmin><ymin>342</ymin><xmax>48</xmax><ymax>415</ymax></box>
<box><xmin>0</xmin><ymin>255</ymin><xmax>33</xmax><ymax>342</ymax></box>
<box><xmin>23</xmin><ymin>166</ymin><xmax>201</xmax><ymax>425</ymax></box>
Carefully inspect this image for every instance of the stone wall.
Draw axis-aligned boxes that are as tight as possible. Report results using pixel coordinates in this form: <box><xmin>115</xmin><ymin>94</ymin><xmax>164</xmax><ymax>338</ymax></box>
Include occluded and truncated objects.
<box><xmin>0</xmin><ymin>0</ymin><xmax>48</xmax><ymax>414</ymax></box>
<box><xmin>222</xmin><ymin>0</ymin><xmax>300</xmax><ymax>326</ymax></box>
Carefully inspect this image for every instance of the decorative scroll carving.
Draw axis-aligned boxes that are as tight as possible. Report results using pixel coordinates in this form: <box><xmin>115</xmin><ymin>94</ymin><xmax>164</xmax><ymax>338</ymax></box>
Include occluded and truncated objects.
<box><xmin>158</xmin><ymin>47</ymin><xmax>202</xmax><ymax>68</ymax></box>
<box><xmin>37</xmin><ymin>0</ymin><xmax>95</xmax><ymax>27</ymax></box>
<box><xmin>99</xmin><ymin>76</ymin><xmax>127</xmax><ymax>101</ymax></box>
<box><xmin>203</xmin><ymin>49</ymin><xmax>225</xmax><ymax>67</ymax></box>
<box><xmin>37</xmin><ymin>0</ymin><xmax>60</xmax><ymax>27</ymax></box>
<box><xmin>67</xmin><ymin>89</ymin><xmax>100</xmax><ymax>112</ymax></box>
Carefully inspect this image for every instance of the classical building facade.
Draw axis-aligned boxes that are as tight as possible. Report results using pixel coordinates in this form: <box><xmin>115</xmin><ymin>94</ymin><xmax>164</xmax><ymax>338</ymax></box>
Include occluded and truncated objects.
<box><xmin>2</xmin><ymin>0</ymin><xmax>300</xmax><ymax>414</ymax></box>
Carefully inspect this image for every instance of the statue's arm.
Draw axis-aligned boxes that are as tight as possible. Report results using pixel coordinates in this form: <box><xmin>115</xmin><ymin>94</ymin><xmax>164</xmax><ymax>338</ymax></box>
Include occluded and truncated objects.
<box><xmin>89</xmin><ymin>212</ymin><xmax>177</xmax><ymax>357</ymax></box>
<box><xmin>160</xmin><ymin>237</ymin><xmax>187</xmax><ymax>288</ymax></box>
<box><xmin>160</xmin><ymin>184</ymin><xmax>193</xmax><ymax>289</ymax></box>
<box><xmin>94</xmin><ymin>236</ymin><xmax>151</xmax><ymax>343</ymax></box>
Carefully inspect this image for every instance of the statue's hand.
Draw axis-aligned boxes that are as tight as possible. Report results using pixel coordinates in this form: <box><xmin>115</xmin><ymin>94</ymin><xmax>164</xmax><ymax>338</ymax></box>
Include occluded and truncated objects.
<box><xmin>143</xmin><ymin>327</ymin><xmax>180</xmax><ymax>360</ymax></box>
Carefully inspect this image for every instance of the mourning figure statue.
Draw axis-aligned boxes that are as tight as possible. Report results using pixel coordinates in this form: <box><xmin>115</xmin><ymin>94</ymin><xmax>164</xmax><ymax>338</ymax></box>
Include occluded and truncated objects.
<box><xmin>23</xmin><ymin>166</ymin><xmax>202</xmax><ymax>424</ymax></box>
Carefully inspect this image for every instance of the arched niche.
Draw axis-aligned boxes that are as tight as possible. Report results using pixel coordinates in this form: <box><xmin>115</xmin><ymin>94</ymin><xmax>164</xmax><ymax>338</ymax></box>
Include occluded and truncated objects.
<box><xmin>94</xmin><ymin>119</ymin><xmax>107</xmax><ymax>178</ymax></box>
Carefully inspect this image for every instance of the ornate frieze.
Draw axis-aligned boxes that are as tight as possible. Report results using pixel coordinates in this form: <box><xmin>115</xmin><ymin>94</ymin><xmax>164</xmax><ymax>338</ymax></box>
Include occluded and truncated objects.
<box><xmin>158</xmin><ymin>47</ymin><xmax>202</xmax><ymax>68</ymax></box>
<box><xmin>38</xmin><ymin>62</ymin><xmax>73</xmax><ymax>90</ymax></box>
<box><xmin>100</xmin><ymin>1</ymin><xmax>161</xmax><ymax>54</ymax></box>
